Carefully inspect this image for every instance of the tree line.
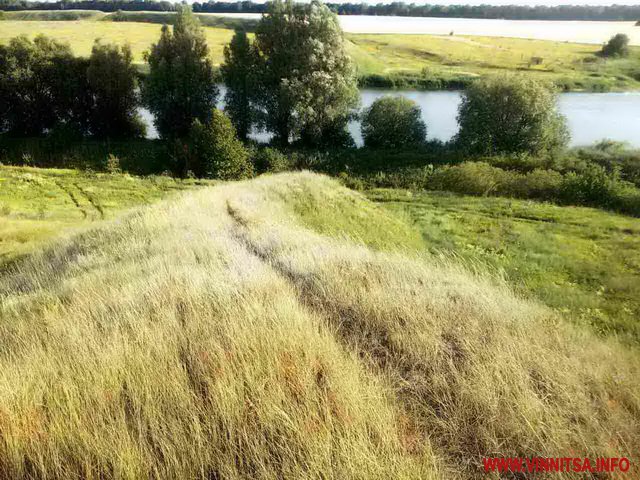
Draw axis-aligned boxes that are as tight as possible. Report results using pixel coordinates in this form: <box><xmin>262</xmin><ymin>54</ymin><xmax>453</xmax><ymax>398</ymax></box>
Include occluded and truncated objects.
<box><xmin>2</xmin><ymin>0</ymin><xmax>640</xmax><ymax>22</ymax></box>
<box><xmin>1</xmin><ymin>0</ymin><xmax>573</xmax><ymax>179</ymax></box>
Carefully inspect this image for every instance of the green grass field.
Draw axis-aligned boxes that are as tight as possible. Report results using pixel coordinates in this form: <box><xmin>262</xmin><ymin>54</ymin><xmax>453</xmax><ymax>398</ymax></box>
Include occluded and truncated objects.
<box><xmin>1</xmin><ymin>16</ymin><xmax>639</xmax><ymax>89</ymax></box>
<box><xmin>0</xmin><ymin>166</ymin><xmax>212</xmax><ymax>262</ymax></box>
<box><xmin>369</xmin><ymin>189</ymin><xmax>640</xmax><ymax>343</ymax></box>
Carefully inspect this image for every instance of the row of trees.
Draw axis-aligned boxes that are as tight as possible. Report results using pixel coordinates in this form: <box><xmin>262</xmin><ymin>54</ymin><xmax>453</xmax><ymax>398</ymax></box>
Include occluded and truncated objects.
<box><xmin>1</xmin><ymin>0</ymin><xmax>572</xmax><ymax>177</ymax></box>
<box><xmin>360</xmin><ymin>75</ymin><xmax>569</xmax><ymax>156</ymax></box>
<box><xmin>3</xmin><ymin>0</ymin><xmax>640</xmax><ymax>21</ymax></box>
<box><xmin>0</xmin><ymin>36</ymin><xmax>143</xmax><ymax>138</ymax></box>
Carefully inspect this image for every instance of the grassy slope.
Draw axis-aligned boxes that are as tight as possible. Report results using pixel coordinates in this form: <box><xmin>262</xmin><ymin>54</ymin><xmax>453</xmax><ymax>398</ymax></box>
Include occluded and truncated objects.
<box><xmin>347</xmin><ymin>33</ymin><xmax>640</xmax><ymax>90</ymax></box>
<box><xmin>0</xmin><ymin>166</ymin><xmax>212</xmax><ymax>263</ymax></box>
<box><xmin>369</xmin><ymin>189</ymin><xmax>640</xmax><ymax>343</ymax></box>
<box><xmin>0</xmin><ymin>171</ymin><xmax>638</xmax><ymax>479</ymax></box>
<box><xmin>1</xmin><ymin>17</ymin><xmax>639</xmax><ymax>90</ymax></box>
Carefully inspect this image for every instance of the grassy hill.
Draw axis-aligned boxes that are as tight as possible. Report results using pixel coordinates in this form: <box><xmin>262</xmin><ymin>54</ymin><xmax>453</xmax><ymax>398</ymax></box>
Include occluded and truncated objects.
<box><xmin>1</xmin><ymin>15</ymin><xmax>639</xmax><ymax>90</ymax></box>
<box><xmin>0</xmin><ymin>171</ymin><xmax>638</xmax><ymax>478</ymax></box>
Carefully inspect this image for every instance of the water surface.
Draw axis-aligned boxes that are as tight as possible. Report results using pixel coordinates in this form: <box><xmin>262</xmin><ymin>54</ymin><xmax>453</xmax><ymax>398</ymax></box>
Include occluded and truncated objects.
<box><xmin>141</xmin><ymin>89</ymin><xmax>640</xmax><ymax>148</ymax></box>
<box><xmin>208</xmin><ymin>13</ymin><xmax>640</xmax><ymax>45</ymax></box>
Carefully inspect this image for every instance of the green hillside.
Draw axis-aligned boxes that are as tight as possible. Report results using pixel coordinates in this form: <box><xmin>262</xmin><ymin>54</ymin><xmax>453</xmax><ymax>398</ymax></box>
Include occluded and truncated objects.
<box><xmin>0</xmin><ymin>171</ymin><xmax>638</xmax><ymax>478</ymax></box>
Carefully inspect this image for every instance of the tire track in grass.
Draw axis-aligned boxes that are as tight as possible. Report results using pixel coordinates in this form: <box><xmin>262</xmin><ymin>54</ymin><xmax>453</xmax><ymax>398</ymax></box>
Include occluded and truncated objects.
<box><xmin>74</xmin><ymin>182</ymin><xmax>105</xmax><ymax>220</ymax></box>
<box><xmin>54</xmin><ymin>180</ymin><xmax>88</xmax><ymax>220</ymax></box>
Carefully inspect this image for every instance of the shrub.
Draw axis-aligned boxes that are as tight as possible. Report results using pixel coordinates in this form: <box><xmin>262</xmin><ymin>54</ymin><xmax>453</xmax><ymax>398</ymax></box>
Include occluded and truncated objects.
<box><xmin>455</xmin><ymin>75</ymin><xmax>570</xmax><ymax>156</ymax></box>
<box><xmin>429</xmin><ymin>162</ymin><xmax>515</xmax><ymax>196</ymax></box>
<box><xmin>253</xmin><ymin>148</ymin><xmax>292</xmax><ymax>174</ymax></box>
<box><xmin>187</xmin><ymin>110</ymin><xmax>253</xmax><ymax>180</ymax></box>
<box><xmin>601</xmin><ymin>33</ymin><xmax>630</xmax><ymax>57</ymax></box>
<box><xmin>105</xmin><ymin>154</ymin><xmax>122</xmax><ymax>174</ymax></box>
<box><xmin>361</xmin><ymin>96</ymin><xmax>427</xmax><ymax>149</ymax></box>
<box><xmin>510</xmin><ymin>168</ymin><xmax>563</xmax><ymax>198</ymax></box>
<box><xmin>560</xmin><ymin>164</ymin><xmax>625</xmax><ymax>207</ymax></box>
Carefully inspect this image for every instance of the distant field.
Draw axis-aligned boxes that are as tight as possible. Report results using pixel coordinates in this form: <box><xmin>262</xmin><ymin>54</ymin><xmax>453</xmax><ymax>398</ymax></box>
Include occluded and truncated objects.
<box><xmin>0</xmin><ymin>20</ymin><xmax>235</xmax><ymax>66</ymax></box>
<box><xmin>1</xmin><ymin>17</ymin><xmax>639</xmax><ymax>89</ymax></box>
<box><xmin>0</xmin><ymin>166</ymin><xmax>211</xmax><ymax>262</ymax></box>
<box><xmin>370</xmin><ymin>189</ymin><xmax>640</xmax><ymax>343</ymax></box>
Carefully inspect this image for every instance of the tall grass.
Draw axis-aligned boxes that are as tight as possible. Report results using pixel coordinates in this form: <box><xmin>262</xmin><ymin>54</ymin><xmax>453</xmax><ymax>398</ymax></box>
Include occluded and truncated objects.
<box><xmin>0</xmin><ymin>172</ymin><xmax>638</xmax><ymax>478</ymax></box>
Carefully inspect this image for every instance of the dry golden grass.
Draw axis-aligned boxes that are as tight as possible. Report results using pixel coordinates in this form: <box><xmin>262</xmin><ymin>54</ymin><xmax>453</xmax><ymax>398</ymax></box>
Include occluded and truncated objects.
<box><xmin>0</xmin><ymin>172</ymin><xmax>638</xmax><ymax>479</ymax></box>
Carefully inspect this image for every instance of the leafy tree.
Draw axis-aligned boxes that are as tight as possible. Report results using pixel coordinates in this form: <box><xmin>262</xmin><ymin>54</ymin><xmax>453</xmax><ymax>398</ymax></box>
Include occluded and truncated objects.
<box><xmin>361</xmin><ymin>96</ymin><xmax>427</xmax><ymax>149</ymax></box>
<box><xmin>252</xmin><ymin>0</ymin><xmax>358</xmax><ymax>146</ymax></box>
<box><xmin>87</xmin><ymin>40</ymin><xmax>145</xmax><ymax>138</ymax></box>
<box><xmin>455</xmin><ymin>75</ymin><xmax>569</xmax><ymax>156</ymax></box>
<box><xmin>601</xmin><ymin>33</ymin><xmax>630</xmax><ymax>57</ymax></box>
<box><xmin>0</xmin><ymin>35</ymin><xmax>89</xmax><ymax>136</ymax></box>
<box><xmin>221</xmin><ymin>29</ymin><xmax>258</xmax><ymax>141</ymax></box>
<box><xmin>142</xmin><ymin>5</ymin><xmax>217</xmax><ymax>139</ymax></box>
<box><xmin>187</xmin><ymin>109</ymin><xmax>253</xmax><ymax>179</ymax></box>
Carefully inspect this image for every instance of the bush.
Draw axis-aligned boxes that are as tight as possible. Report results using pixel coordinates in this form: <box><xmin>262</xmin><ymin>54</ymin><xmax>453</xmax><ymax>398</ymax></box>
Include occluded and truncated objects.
<box><xmin>510</xmin><ymin>168</ymin><xmax>563</xmax><ymax>198</ymax></box>
<box><xmin>253</xmin><ymin>148</ymin><xmax>292</xmax><ymax>174</ymax></box>
<box><xmin>429</xmin><ymin>162</ymin><xmax>515</xmax><ymax>196</ymax></box>
<box><xmin>601</xmin><ymin>33</ymin><xmax>630</xmax><ymax>57</ymax></box>
<box><xmin>455</xmin><ymin>75</ymin><xmax>569</xmax><ymax>156</ymax></box>
<box><xmin>187</xmin><ymin>110</ymin><xmax>253</xmax><ymax>180</ymax></box>
<box><xmin>105</xmin><ymin>154</ymin><xmax>122</xmax><ymax>174</ymax></box>
<box><xmin>361</xmin><ymin>96</ymin><xmax>427</xmax><ymax>149</ymax></box>
<box><xmin>559</xmin><ymin>164</ymin><xmax>625</xmax><ymax>207</ymax></box>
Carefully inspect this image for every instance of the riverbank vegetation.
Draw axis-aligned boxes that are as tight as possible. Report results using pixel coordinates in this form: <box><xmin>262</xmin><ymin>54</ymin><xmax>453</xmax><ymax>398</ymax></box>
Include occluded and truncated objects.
<box><xmin>2</xmin><ymin>2</ymin><xmax>640</xmax><ymax>217</ymax></box>
<box><xmin>2</xmin><ymin>14</ymin><xmax>640</xmax><ymax>91</ymax></box>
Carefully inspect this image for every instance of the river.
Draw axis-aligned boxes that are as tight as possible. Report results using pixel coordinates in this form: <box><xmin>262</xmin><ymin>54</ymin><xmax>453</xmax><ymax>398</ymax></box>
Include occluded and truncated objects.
<box><xmin>140</xmin><ymin>89</ymin><xmax>640</xmax><ymax>147</ymax></box>
<box><xmin>204</xmin><ymin>13</ymin><xmax>640</xmax><ymax>45</ymax></box>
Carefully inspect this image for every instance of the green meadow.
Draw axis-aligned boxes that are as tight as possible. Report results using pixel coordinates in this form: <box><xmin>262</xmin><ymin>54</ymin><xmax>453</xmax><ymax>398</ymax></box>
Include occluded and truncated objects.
<box><xmin>1</xmin><ymin>14</ymin><xmax>639</xmax><ymax>89</ymax></box>
<box><xmin>369</xmin><ymin>189</ymin><xmax>640</xmax><ymax>344</ymax></box>
<box><xmin>0</xmin><ymin>166</ymin><xmax>211</xmax><ymax>262</ymax></box>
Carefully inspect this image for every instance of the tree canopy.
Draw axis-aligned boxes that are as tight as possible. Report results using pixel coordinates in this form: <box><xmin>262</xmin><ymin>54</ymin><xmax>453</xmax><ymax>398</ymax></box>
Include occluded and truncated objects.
<box><xmin>87</xmin><ymin>40</ymin><xmax>144</xmax><ymax>139</ymax></box>
<box><xmin>361</xmin><ymin>96</ymin><xmax>427</xmax><ymax>149</ymax></box>
<box><xmin>455</xmin><ymin>75</ymin><xmax>570</xmax><ymax>156</ymax></box>
<box><xmin>601</xmin><ymin>34</ymin><xmax>630</xmax><ymax>58</ymax></box>
<box><xmin>221</xmin><ymin>29</ymin><xmax>258</xmax><ymax>142</ymax></box>
<box><xmin>250</xmin><ymin>0</ymin><xmax>359</xmax><ymax>146</ymax></box>
<box><xmin>142</xmin><ymin>5</ymin><xmax>218</xmax><ymax>139</ymax></box>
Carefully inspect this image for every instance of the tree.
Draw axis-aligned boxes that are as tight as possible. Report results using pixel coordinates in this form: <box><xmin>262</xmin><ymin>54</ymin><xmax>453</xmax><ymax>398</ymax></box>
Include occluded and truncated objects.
<box><xmin>221</xmin><ymin>29</ymin><xmax>258</xmax><ymax>141</ymax></box>
<box><xmin>87</xmin><ymin>40</ymin><xmax>145</xmax><ymax>139</ymax></box>
<box><xmin>0</xmin><ymin>35</ymin><xmax>88</xmax><ymax>136</ymax></box>
<box><xmin>186</xmin><ymin>109</ymin><xmax>253</xmax><ymax>179</ymax></box>
<box><xmin>142</xmin><ymin>5</ymin><xmax>217</xmax><ymax>139</ymax></box>
<box><xmin>601</xmin><ymin>33</ymin><xmax>630</xmax><ymax>57</ymax></box>
<box><xmin>252</xmin><ymin>0</ymin><xmax>359</xmax><ymax>146</ymax></box>
<box><xmin>455</xmin><ymin>75</ymin><xmax>569</xmax><ymax>156</ymax></box>
<box><xmin>361</xmin><ymin>96</ymin><xmax>427</xmax><ymax>149</ymax></box>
